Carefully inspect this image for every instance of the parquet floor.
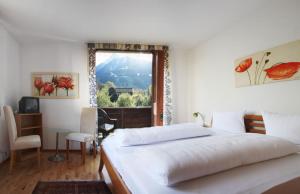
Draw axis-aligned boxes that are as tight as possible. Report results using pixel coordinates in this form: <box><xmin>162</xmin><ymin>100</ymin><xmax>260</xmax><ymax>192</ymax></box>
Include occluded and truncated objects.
<box><xmin>0</xmin><ymin>151</ymin><xmax>101</xmax><ymax>194</ymax></box>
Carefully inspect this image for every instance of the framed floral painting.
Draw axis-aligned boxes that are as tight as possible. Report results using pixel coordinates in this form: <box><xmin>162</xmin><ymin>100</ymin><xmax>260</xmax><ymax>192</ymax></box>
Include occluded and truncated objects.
<box><xmin>235</xmin><ymin>40</ymin><xmax>300</xmax><ymax>87</ymax></box>
<box><xmin>32</xmin><ymin>72</ymin><xmax>79</xmax><ymax>99</ymax></box>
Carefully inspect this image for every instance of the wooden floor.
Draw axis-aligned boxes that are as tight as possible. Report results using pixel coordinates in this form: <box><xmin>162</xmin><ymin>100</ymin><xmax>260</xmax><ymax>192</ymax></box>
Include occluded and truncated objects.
<box><xmin>0</xmin><ymin>151</ymin><xmax>101</xmax><ymax>194</ymax></box>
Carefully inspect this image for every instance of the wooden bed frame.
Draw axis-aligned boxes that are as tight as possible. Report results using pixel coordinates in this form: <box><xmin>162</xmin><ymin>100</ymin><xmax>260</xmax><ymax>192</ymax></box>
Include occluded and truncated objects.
<box><xmin>99</xmin><ymin>114</ymin><xmax>266</xmax><ymax>194</ymax></box>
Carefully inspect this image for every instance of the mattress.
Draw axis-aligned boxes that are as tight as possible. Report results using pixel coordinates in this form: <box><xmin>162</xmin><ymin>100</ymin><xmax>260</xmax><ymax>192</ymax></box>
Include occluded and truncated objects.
<box><xmin>102</xmin><ymin>131</ymin><xmax>300</xmax><ymax>194</ymax></box>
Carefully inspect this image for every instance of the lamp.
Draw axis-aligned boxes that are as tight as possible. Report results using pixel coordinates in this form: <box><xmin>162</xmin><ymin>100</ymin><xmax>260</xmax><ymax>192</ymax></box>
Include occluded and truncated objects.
<box><xmin>192</xmin><ymin>112</ymin><xmax>205</xmax><ymax>126</ymax></box>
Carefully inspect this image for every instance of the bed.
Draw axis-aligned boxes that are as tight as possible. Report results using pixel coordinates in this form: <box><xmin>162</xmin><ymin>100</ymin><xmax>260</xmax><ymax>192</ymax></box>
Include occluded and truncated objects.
<box><xmin>99</xmin><ymin>115</ymin><xmax>300</xmax><ymax>194</ymax></box>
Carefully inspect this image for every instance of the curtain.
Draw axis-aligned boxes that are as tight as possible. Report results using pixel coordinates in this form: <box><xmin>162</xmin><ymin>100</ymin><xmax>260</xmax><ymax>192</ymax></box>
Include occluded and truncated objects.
<box><xmin>87</xmin><ymin>43</ymin><xmax>172</xmax><ymax>125</ymax></box>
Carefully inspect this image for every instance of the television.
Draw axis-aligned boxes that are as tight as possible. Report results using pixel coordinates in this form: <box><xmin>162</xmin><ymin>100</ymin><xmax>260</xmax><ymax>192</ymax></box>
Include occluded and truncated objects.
<box><xmin>18</xmin><ymin>97</ymin><xmax>40</xmax><ymax>113</ymax></box>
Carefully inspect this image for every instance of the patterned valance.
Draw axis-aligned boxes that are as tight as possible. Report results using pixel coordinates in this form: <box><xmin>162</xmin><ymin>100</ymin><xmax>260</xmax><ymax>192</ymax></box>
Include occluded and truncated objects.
<box><xmin>88</xmin><ymin>43</ymin><xmax>168</xmax><ymax>52</ymax></box>
<box><xmin>87</xmin><ymin>43</ymin><xmax>172</xmax><ymax>125</ymax></box>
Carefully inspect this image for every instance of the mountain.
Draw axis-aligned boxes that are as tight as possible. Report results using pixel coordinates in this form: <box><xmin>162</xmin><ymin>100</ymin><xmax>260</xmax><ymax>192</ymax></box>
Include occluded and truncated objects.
<box><xmin>96</xmin><ymin>54</ymin><xmax>152</xmax><ymax>90</ymax></box>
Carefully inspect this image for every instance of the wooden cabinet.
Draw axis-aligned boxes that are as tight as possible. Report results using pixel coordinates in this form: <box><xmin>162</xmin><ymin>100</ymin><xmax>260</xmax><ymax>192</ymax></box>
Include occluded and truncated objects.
<box><xmin>15</xmin><ymin>113</ymin><xmax>43</xmax><ymax>149</ymax></box>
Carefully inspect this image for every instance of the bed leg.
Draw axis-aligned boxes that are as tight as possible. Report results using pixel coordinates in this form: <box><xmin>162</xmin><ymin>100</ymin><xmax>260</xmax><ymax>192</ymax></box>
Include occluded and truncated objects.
<box><xmin>99</xmin><ymin>146</ymin><xmax>104</xmax><ymax>180</ymax></box>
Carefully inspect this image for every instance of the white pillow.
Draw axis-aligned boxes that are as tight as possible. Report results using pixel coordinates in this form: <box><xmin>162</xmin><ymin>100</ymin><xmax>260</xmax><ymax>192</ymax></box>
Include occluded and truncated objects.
<box><xmin>212</xmin><ymin>111</ymin><xmax>246</xmax><ymax>133</ymax></box>
<box><xmin>262</xmin><ymin>112</ymin><xmax>300</xmax><ymax>145</ymax></box>
<box><xmin>114</xmin><ymin>123</ymin><xmax>213</xmax><ymax>146</ymax></box>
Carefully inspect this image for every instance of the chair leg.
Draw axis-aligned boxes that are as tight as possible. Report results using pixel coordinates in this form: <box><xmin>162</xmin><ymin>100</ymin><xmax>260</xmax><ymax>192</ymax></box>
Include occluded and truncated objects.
<box><xmin>9</xmin><ymin>150</ymin><xmax>16</xmax><ymax>173</ymax></box>
<box><xmin>66</xmin><ymin>140</ymin><xmax>70</xmax><ymax>160</ymax></box>
<box><xmin>17</xmin><ymin>150</ymin><xmax>22</xmax><ymax>162</ymax></box>
<box><xmin>81</xmin><ymin>142</ymin><xmax>86</xmax><ymax>164</ymax></box>
<box><xmin>83</xmin><ymin>142</ymin><xmax>86</xmax><ymax>164</ymax></box>
<box><xmin>93</xmin><ymin>140</ymin><xmax>96</xmax><ymax>158</ymax></box>
<box><xmin>37</xmin><ymin>147</ymin><xmax>40</xmax><ymax>168</ymax></box>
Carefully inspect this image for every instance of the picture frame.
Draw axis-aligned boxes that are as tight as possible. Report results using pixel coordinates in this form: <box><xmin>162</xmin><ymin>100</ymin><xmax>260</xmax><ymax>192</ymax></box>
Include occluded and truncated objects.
<box><xmin>234</xmin><ymin>40</ymin><xmax>300</xmax><ymax>87</ymax></box>
<box><xmin>32</xmin><ymin>72</ymin><xmax>79</xmax><ymax>99</ymax></box>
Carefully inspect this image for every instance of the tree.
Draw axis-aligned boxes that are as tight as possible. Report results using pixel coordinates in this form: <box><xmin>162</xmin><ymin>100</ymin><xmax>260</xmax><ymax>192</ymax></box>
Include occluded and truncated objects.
<box><xmin>148</xmin><ymin>85</ymin><xmax>152</xmax><ymax>95</ymax></box>
<box><xmin>97</xmin><ymin>81</ymin><xmax>152</xmax><ymax>108</ymax></box>
<box><xmin>108</xmin><ymin>87</ymin><xmax>118</xmax><ymax>102</ymax></box>
<box><xmin>142</xmin><ymin>95</ymin><xmax>151</xmax><ymax>106</ymax></box>
<box><xmin>131</xmin><ymin>92</ymin><xmax>150</xmax><ymax>107</ymax></box>
<box><xmin>97</xmin><ymin>83</ymin><xmax>115</xmax><ymax>107</ymax></box>
<box><xmin>117</xmin><ymin>93</ymin><xmax>133</xmax><ymax>107</ymax></box>
<box><xmin>132</xmin><ymin>93</ymin><xmax>144</xmax><ymax>107</ymax></box>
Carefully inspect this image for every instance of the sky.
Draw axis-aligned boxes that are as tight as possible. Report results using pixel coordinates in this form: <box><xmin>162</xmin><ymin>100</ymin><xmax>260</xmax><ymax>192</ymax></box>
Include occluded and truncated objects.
<box><xmin>96</xmin><ymin>51</ymin><xmax>153</xmax><ymax>66</ymax></box>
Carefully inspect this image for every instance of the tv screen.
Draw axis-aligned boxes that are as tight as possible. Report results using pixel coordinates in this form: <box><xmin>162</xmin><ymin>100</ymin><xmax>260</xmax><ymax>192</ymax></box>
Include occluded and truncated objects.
<box><xmin>19</xmin><ymin>97</ymin><xmax>40</xmax><ymax>113</ymax></box>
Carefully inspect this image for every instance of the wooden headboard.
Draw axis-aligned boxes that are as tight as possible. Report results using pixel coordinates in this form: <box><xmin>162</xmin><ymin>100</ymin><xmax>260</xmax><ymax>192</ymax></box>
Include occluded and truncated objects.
<box><xmin>244</xmin><ymin>114</ymin><xmax>266</xmax><ymax>134</ymax></box>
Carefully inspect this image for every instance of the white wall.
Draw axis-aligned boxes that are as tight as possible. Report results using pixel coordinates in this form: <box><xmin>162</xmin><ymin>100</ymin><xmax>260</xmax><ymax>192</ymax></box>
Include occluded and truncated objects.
<box><xmin>0</xmin><ymin>24</ymin><xmax>21</xmax><ymax>163</ymax></box>
<box><xmin>20</xmin><ymin>42</ymin><xmax>89</xmax><ymax>149</ymax></box>
<box><xmin>185</xmin><ymin>0</ymin><xmax>300</xmax><ymax>124</ymax></box>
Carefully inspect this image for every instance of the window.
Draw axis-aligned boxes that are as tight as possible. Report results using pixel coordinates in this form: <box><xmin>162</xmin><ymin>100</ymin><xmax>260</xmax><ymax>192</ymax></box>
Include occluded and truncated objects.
<box><xmin>96</xmin><ymin>51</ymin><xmax>153</xmax><ymax>108</ymax></box>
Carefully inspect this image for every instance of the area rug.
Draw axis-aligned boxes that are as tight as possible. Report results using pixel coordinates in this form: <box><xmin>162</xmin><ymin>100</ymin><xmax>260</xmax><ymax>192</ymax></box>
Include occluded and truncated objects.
<box><xmin>32</xmin><ymin>181</ymin><xmax>111</xmax><ymax>194</ymax></box>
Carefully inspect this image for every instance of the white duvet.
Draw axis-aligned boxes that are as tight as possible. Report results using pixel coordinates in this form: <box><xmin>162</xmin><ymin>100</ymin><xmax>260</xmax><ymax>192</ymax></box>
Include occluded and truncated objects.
<box><xmin>136</xmin><ymin>133</ymin><xmax>299</xmax><ymax>186</ymax></box>
<box><xmin>114</xmin><ymin>122</ymin><xmax>212</xmax><ymax>146</ymax></box>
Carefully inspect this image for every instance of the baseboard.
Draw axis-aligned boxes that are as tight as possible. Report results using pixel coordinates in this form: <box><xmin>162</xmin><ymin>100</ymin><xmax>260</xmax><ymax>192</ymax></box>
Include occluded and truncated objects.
<box><xmin>0</xmin><ymin>157</ymin><xmax>10</xmax><ymax>164</ymax></box>
<box><xmin>0</xmin><ymin>151</ymin><xmax>9</xmax><ymax>164</ymax></box>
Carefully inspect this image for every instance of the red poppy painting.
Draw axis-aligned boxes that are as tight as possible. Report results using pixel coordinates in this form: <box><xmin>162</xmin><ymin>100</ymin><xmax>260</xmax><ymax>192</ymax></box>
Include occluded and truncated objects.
<box><xmin>235</xmin><ymin>58</ymin><xmax>252</xmax><ymax>73</ymax></box>
<box><xmin>34</xmin><ymin>77</ymin><xmax>44</xmax><ymax>96</ymax></box>
<box><xmin>235</xmin><ymin>40</ymin><xmax>300</xmax><ymax>87</ymax></box>
<box><xmin>264</xmin><ymin>62</ymin><xmax>300</xmax><ymax>80</ymax></box>
<box><xmin>32</xmin><ymin>72</ymin><xmax>79</xmax><ymax>99</ymax></box>
<box><xmin>235</xmin><ymin>58</ymin><xmax>253</xmax><ymax>84</ymax></box>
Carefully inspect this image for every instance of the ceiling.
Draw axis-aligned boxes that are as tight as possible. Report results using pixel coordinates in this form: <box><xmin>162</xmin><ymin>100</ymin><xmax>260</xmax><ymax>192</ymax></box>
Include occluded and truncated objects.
<box><xmin>0</xmin><ymin>0</ymin><xmax>270</xmax><ymax>48</ymax></box>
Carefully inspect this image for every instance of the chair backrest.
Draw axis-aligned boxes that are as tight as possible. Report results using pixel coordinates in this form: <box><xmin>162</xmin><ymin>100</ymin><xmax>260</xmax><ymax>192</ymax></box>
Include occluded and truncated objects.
<box><xmin>80</xmin><ymin>107</ymin><xmax>97</xmax><ymax>137</ymax></box>
<box><xmin>3</xmin><ymin>106</ymin><xmax>17</xmax><ymax>149</ymax></box>
<box><xmin>98</xmin><ymin>108</ymin><xmax>112</xmax><ymax>125</ymax></box>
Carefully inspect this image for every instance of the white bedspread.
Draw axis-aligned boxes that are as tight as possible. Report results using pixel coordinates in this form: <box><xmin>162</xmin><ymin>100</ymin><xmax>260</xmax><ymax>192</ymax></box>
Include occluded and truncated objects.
<box><xmin>135</xmin><ymin>133</ymin><xmax>298</xmax><ymax>185</ymax></box>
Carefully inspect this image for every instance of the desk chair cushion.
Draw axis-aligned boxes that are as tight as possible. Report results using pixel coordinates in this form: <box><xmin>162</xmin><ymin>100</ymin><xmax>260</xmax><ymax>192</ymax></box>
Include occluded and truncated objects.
<box><xmin>14</xmin><ymin>135</ymin><xmax>41</xmax><ymax>150</ymax></box>
<box><xmin>66</xmin><ymin>132</ymin><xmax>94</xmax><ymax>142</ymax></box>
<box><xmin>100</xmin><ymin>124</ymin><xmax>115</xmax><ymax>131</ymax></box>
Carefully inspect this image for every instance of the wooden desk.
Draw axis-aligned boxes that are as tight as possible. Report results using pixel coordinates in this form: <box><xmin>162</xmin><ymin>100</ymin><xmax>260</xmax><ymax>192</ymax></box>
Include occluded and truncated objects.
<box><xmin>15</xmin><ymin>113</ymin><xmax>43</xmax><ymax>149</ymax></box>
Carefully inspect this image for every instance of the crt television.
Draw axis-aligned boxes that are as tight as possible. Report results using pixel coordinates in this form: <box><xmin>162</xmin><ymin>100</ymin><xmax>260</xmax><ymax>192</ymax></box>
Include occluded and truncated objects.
<box><xmin>18</xmin><ymin>97</ymin><xmax>40</xmax><ymax>113</ymax></box>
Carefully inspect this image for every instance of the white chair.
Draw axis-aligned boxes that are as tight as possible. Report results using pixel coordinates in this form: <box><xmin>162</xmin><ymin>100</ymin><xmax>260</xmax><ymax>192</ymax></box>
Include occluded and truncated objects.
<box><xmin>65</xmin><ymin>107</ymin><xmax>97</xmax><ymax>164</ymax></box>
<box><xmin>3</xmin><ymin>106</ymin><xmax>41</xmax><ymax>172</ymax></box>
